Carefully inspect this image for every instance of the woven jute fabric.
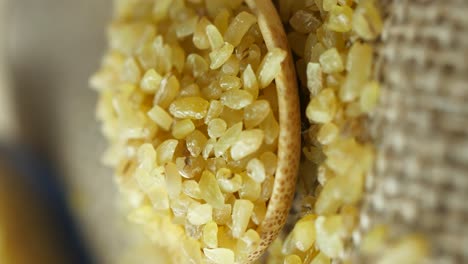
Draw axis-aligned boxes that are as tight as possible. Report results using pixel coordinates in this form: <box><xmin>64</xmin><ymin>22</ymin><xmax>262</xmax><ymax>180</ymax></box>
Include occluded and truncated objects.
<box><xmin>356</xmin><ymin>0</ymin><xmax>468</xmax><ymax>263</ymax></box>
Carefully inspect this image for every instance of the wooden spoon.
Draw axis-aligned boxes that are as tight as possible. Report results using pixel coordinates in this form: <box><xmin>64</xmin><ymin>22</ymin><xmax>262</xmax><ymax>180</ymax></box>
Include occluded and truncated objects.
<box><xmin>245</xmin><ymin>0</ymin><xmax>301</xmax><ymax>262</ymax></box>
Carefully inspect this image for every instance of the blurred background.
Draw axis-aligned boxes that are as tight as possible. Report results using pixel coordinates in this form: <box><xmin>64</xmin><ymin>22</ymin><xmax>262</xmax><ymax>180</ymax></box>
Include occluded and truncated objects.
<box><xmin>0</xmin><ymin>0</ymin><xmax>132</xmax><ymax>263</ymax></box>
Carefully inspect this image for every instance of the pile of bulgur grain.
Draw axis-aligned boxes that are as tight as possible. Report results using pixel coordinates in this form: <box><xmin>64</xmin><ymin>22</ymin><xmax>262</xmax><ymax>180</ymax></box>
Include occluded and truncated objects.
<box><xmin>264</xmin><ymin>0</ymin><xmax>427</xmax><ymax>263</ymax></box>
<box><xmin>266</xmin><ymin>0</ymin><xmax>381</xmax><ymax>263</ymax></box>
<box><xmin>91</xmin><ymin>0</ymin><xmax>287</xmax><ymax>263</ymax></box>
<box><xmin>91</xmin><ymin>0</ymin><xmax>429</xmax><ymax>263</ymax></box>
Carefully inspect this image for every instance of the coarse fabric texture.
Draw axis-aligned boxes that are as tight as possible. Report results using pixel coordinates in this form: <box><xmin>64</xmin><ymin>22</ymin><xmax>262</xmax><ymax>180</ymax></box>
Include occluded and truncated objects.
<box><xmin>358</xmin><ymin>0</ymin><xmax>468</xmax><ymax>263</ymax></box>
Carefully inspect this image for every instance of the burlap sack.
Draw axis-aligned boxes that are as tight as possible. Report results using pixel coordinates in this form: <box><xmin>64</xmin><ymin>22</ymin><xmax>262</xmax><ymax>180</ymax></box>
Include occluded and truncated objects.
<box><xmin>357</xmin><ymin>0</ymin><xmax>468</xmax><ymax>263</ymax></box>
